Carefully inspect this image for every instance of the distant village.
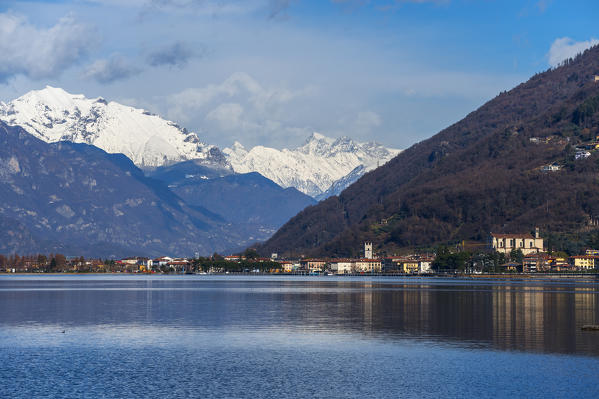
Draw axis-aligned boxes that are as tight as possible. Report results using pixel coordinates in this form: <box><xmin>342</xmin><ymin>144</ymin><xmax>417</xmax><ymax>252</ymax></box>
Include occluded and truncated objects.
<box><xmin>2</xmin><ymin>228</ymin><xmax>599</xmax><ymax>274</ymax></box>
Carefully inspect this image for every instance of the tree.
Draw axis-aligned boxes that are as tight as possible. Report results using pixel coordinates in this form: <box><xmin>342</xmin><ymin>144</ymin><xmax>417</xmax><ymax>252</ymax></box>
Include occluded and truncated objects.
<box><xmin>55</xmin><ymin>254</ymin><xmax>67</xmax><ymax>270</ymax></box>
<box><xmin>433</xmin><ymin>246</ymin><xmax>471</xmax><ymax>271</ymax></box>
<box><xmin>243</xmin><ymin>248</ymin><xmax>259</xmax><ymax>260</ymax></box>
<box><xmin>37</xmin><ymin>254</ymin><xmax>48</xmax><ymax>268</ymax></box>
<box><xmin>509</xmin><ymin>248</ymin><xmax>524</xmax><ymax>264</ymax></box>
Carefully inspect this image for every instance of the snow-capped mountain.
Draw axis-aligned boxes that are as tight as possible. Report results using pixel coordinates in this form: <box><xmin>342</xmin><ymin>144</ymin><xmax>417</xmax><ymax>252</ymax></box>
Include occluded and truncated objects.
<box><xmin>0</xmin><ymin>86</ymin><xmax>229</xmax><ymax>169</ymax></box>
<box><xmin>315</xmin><ymin>165</ymin><xmax>366</xmax><ymax>201</ymax></box>
<box><xmin>224</xmin><ymin>133</ymin><xmax>401</xmax><ymax>198</ymax></box>
<box><xmin>0</xmin><ymin>87</ymin><xmax>400</xmax><ymax>199</ymax></box>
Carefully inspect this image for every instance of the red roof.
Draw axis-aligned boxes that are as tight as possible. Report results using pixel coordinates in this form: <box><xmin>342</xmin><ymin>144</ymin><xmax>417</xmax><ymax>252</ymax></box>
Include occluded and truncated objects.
<box><xmin>491</xmin><ymin>233</ymin><xmax>535</xmax><ymax>239</ymax></box>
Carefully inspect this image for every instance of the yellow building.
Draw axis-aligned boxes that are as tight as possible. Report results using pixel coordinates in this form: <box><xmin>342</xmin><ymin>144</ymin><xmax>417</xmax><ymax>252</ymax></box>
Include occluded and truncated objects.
<box><xmin>401</xmin><ymin>261</ymin><xmax>419</xmax><ymax>274</ymax></box>
<box><xmin>571</xmin><ymin>256</ymin><xmax>598</xmax><ymax>270</ymax></box>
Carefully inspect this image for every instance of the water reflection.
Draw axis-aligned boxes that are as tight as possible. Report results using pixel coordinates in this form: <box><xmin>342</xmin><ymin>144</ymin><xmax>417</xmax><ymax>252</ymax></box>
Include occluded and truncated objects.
<box><xmin>1</xmin><ymin>276</ymin><xmax>598</xmax><ymax>356</ymax></box>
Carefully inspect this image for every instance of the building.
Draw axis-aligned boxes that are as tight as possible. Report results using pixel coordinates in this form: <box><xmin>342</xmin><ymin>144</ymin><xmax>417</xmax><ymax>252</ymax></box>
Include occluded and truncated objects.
<box><xmin>153</xmin><ymin>256</ymin><xmax>173</xmax><ymax>266</ymax></box>
<box><xmin>329</xmin><ymin>259</ymin><xmax>353</xmax><ymax>274</ymax></box>
<box><xmin>364</xmin><ymin>242</ymin><xmax>373</xmax><ymax>259</ymax></box>
<box><xmin>401</xmin><ymin>260</ymin><xmax>419</xmax><ymax>274</ymax></box>
<box><xmin>299</xmin><ymin>259</ymin><xmax>327</xmax><ymax>273</ymax></box>
<box><xmin>279</xmin><ymin>261</ymin><xmax>295</xmax><ymax>273</ymax></box>
<box><xmin>419</xmin><ymin>258</ymin><xmax>433</xmax><ymax>273</ymax></box>
<box><xmin>575</xmin><ymin>150</ymin><xmax>591</xmax><ymax>160</ymax></box>
<box><xmin>354</xmin><ymin>259</ymin><xmax>382</xmax><ymax>273</ymax></box>
<box><xmin>383</xmin><ymin>256</ymin><xmax>433</xmax><ymax>273</ymax></box>
<box><xmin>541</xmin><ymin>163</ymin><xmax>561</xmax><ymax>172</ymax></box>
<box><xmin>570</xmin><ymin>255</ymin><xmax>599</xmax><ymax>270</ymax></box>
<box><xmin>490</xmin><ymin>228</ymin><xmax>544</xmax><ymax>255</ymax></box>
<box><xmin>523</xmin><ymin>253</ymin><xmax>548</xmax><ymax>272</ymax></box>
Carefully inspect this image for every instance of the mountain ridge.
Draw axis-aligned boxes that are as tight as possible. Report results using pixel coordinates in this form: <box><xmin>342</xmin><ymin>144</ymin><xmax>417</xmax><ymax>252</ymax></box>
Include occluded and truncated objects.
<box><xmin>258</xmin><ymin>45</ymin><xmax>599</xmax><ymax>257</ymax></box>
<box><xmin>0</xmin><ymin>87</ymin><xmax>401</xmax><ymax>199</ymax></box>
<box><xmin>0</xmin><ymin>121</ymin><xmax>245</xmax><ymax>257</ymax></box>
<box><xmin>224</xmin><ymin>133</ymin><xmax>400</xmax><ymax>198</ymax></box>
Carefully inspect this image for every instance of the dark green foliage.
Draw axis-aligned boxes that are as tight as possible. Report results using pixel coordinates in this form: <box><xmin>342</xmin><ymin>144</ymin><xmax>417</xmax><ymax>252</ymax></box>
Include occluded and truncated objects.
<box><xmin>572</xmin><ymin>95</ymin><xmax>599</xmax><ymax>126</ymax></box>
<box><xmin>432</xmin><ymin>246</ymin><xmax>470</xmax><ymax>271</ymax></box>
<box><xmin>509</xmin><ymin>248</ymin><xmax>524</xmax><ymax>264</ymax></box>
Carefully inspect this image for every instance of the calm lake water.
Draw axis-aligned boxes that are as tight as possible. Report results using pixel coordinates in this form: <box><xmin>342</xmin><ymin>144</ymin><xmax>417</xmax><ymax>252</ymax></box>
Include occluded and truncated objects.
<box><xmin>1</xmin><ymin>275</ymin><xmax>599</xmax><ymax>398</ymax></box>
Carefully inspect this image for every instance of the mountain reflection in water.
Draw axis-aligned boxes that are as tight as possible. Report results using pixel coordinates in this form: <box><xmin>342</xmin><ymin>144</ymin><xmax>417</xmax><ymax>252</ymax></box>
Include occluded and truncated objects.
<box><xmin>1</xmin><ymin>276</ymin><xmax>598</xmax><ymax>357</ymax></box>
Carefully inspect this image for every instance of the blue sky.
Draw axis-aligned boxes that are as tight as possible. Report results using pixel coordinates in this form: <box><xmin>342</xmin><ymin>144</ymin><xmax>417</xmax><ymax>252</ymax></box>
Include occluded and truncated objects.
<box><xmin>0</xmin><ymin>0</ymin><xmax>597</xmax><ymax>149</ymax></box>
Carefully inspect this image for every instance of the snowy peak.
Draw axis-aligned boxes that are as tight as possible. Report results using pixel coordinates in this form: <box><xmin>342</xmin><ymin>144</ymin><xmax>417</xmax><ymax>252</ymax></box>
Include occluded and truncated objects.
<box><xmin>0</xmin><ymin>86</ymin><xmax>230</xmax><ymax>169</ymax></box>
<box><xmin>224</xmin><ymin>133</ymin><xmax>401</xmax><ymax>198</ymax></box>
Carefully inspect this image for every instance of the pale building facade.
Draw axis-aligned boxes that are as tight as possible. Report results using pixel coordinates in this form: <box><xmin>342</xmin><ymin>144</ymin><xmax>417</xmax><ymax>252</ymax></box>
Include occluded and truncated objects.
<box><xmin>491</xmin><ymin>228</ymin><xmax>544</xmax><ymax>255</ymax></box>
<box><xmin>330</xmin><ymin>260</ymin><xmax>353</xmax><ymax>274</ymax></box>
<box><xmin>571</xmin><ymin>256</ymin><xmax>598</xmax><ymax>270</ymax></box>
<box><xmin>353</xmin><ymin>259</ymin><xmax>382</xmax><ymax>273</ymax></box>
<box><xmin>364</xmin><ymin>242</ymin><xmax>373</xmax><ymax>259</ymax></box>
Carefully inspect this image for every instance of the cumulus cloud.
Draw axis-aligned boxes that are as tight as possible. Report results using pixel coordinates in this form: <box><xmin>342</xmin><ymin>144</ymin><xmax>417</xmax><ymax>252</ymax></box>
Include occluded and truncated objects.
<box><xmin>205</xmin><ymin>103</ymin><xmax>245</xmax><ymax>130</ymax></box>
<box><xmin>0</xmin><ymin>13</ymin><xmax>96</xmax><ymax>83</ymax></box>
<box><xmin>168</xmin><ymin>72</ymin><xmax>310</xmax><ymax>119</ymax></box>
<box><xmin>83</xmin><ymin>55</ymin><xmax>141</xmax><ymax>83</ymax></box>
<box><xmin>167</xmin><ymin>72</ymin><xmax>315</xmax><ymax>147</ymax></box>
<box><xmin>147</xmin><ymin>42</ymin><xmax>198</xmax><ymax>68</ymax></box>
<box><xmin>548</xmin><ymin>37</ymin><xmax>599</xmax><ymax>67</ymax></box>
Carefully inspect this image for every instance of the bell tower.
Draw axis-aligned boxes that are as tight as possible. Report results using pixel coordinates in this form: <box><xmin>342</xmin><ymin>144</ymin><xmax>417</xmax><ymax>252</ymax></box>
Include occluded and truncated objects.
<box><xmin>364</xmin><ymin>242</ymin><xmax>373</xmax><ymax>259</ymax></box>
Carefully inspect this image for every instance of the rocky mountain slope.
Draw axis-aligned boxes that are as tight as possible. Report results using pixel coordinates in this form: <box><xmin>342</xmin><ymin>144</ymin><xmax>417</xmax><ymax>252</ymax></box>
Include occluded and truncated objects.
<box><xmin>0</xmin><ymin>121</ymin><xmax>244</xmax><ymax>257</ymax></box>
<box><xmin>224</xmin><ymin>133</ymin><xmax>401</xmax><ymax>198</ymax></box>
<box><xmin>0</xmin><ymin>86</ymin><xmax>229</xmax><ymax>169</ymax></box>
<box><xmin>258</xmin><ymin>46</ymin><xmax>599</xmax><ymax>257</ymax></box>
<box><xmin>148</xmin><ymin>162</ymin><xmax>316</xmax><ymax>242</ymax></box>
<box><xmin>0</xmin><ymin>87</ymin><xmax>401</xmax><ymax>200</ymax></box>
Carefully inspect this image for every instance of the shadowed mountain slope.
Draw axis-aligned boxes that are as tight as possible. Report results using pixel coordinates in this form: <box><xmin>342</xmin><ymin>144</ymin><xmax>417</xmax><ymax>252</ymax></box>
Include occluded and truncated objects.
<box><xmin>0</xmin><ymin>122</ymin><xmax>243</xmax><ymax>257</ymax></box>
<box><xmin>259</xmin><ymin>46</ymin><xmax>599</xmax><ymax>257</ymax></box>
<box><xmin>148</xmin><ymin>162</ymin><xmax>316</xmax><ymax>243</ymax></box>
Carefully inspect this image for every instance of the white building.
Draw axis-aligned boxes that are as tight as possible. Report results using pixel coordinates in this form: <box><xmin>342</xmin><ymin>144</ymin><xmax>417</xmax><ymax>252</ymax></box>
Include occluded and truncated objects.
<box><xmin>330</xmin><ymin>260</ymin><xmax>353</xmax><ymax>274</ymax></box>
<box><xmin>419</xmin><ymin>260</ymin><xmax>433</xmax><ymax>273</ymax></box>
<box><xmin>491</xmin><ymin>228</ymin><xmax>544</xmax><ymax>256</ymax></box>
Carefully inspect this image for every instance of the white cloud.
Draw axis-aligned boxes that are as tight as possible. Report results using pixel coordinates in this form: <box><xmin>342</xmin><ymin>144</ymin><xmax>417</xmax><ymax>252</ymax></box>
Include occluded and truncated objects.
<box><xmin>0</xmin><ymin>13</ymin><xmax>96</xmax><ymax>83</ymax></box>
<box><xmin>205</xmin><ymin>102</ymin><xmax>245</xmax><ymax>130</ymax></box>
<box><xmin>166</xmin><ymin>72</ymin><xmax>316</xmax><ymax>147</ymax></box>
<box><xmin>548</xmin><ymin>37</ymin><xmax>599</xmax><ymax>68</ymax></box>
<box><xmin>167</xmin><ymin>72</ymin><xmax>311</xmax><ymax>120</ymax></box>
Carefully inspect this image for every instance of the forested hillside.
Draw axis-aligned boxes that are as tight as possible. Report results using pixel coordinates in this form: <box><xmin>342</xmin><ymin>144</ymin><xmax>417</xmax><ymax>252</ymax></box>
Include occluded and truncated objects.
<box><xmin>259</xmin><ymin>45</ymin><xmax>599</xmax><ymax>257</ymax></box>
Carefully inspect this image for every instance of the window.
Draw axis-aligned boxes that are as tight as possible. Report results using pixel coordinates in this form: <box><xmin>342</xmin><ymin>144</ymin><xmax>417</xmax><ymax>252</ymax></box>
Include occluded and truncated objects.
<box><xmin>520</xmin><ymin>241</ymin><xmax>523</xmax><ymax>247</ymax></box>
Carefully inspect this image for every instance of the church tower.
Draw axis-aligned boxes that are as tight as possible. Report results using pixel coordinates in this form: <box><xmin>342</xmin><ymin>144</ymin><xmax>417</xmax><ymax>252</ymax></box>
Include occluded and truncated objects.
<box><xmin>364</xmin><ymin>242</ymin><xmax>373</xmax><ymax>259</ymax></box>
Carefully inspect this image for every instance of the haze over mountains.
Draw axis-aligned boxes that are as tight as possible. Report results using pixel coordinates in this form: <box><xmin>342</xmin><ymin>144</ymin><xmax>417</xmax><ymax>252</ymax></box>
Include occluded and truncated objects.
<box><xmin>259</xmin><ymin>45</ymin><xmax>599</xmax><ymax>258</ymax></box>
<box><xmin>0</xmin><ymin>86</ymin><xmax>398</xmax><ymax>256</ymax></box>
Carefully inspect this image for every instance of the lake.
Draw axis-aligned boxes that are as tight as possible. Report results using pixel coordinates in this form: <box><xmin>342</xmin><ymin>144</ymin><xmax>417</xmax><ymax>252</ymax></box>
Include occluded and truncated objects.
<box><xmin>1</xmin><ymin>275</ymin><xmax>598</xmax><ymax>398</ymax></box>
